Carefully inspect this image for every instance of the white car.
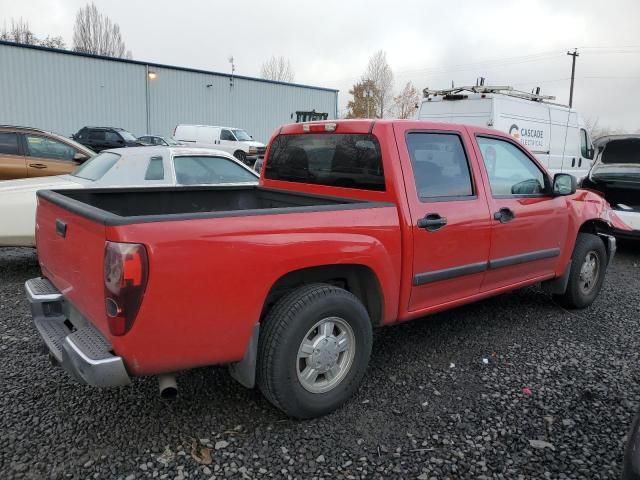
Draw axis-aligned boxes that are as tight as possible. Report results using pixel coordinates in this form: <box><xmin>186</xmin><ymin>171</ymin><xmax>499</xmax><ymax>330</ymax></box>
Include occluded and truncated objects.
<box><xmin>173</xmin><ymin>124</ymin><xmax>266</xmax><ymax>166</ymax></box>
<box><xmin>0</xmin><ymin>146</ymin><xmax>258</xmax><ymax>247</ymax></box>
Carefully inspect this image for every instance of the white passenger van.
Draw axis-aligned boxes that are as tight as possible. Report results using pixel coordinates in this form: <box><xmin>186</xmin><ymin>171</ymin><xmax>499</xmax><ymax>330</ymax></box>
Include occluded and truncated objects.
<box><xmin>416</xmin><ymin>85</ymin><xmax>595</xmax><ymax>179</ymax></box>
<box><xmin>173</xmin><ymin>124</ymin><xmax>266</xmax><ymax>166</ymax></box>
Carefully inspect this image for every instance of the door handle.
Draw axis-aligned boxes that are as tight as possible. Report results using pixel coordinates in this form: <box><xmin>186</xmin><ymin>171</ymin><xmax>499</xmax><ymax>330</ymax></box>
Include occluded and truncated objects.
<box><xmin>417</xmin><ymin>213</ymin><xmax>447</xmax><ymax>231</ymax></box>
<box><xmin>571</xmin><ymin>158</ymin><xmax>576</xmax><ymax>167</ymax></box>
<box><xmin>494</xmin><ymin>207</ymin><xmax>516</xmax><ymax>223</ymax></box>
<box><xmin>29</xmin><ymin>163</ymin><xmax>47</xmax><ymax>169</ymax></box>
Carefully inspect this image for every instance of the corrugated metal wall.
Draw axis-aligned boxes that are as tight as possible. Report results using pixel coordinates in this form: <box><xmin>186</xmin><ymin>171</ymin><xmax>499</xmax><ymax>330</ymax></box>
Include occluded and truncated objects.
<box><xmin>0</xmin><ymin>42</ymin><xmax>338</xmax><ymax>143</ymax></box>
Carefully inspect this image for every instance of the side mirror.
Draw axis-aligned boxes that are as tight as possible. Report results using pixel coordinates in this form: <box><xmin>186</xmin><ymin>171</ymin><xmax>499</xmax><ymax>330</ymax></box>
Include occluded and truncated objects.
<box><xmin>587</xmin><ymin>147</ymin><xmax>595</xmax><ymax>159</ymax></box>
<box><xmin>73</xmin><ymin>152</ymin><xmax>88</xmax><ymax>163</ymax></box>
<box><xmin>553</xmin><ymin>173</ymin><xmax>577</xmax><ymax>196</ymax></box>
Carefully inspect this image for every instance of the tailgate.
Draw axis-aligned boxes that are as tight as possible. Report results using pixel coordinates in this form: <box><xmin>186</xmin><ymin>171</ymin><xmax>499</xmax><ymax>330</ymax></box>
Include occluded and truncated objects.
<box><xmin>36</xmin><ymin>193</ymin><xmax>109</xmax><ymax>335</ymax></box>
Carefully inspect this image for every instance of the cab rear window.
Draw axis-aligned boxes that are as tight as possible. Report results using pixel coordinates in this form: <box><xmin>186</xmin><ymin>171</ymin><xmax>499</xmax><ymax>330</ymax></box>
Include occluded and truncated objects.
<box><xmin>264</xmin><ymin>134</ymin><xmax>385</xmax><ymax>191</ymax></box>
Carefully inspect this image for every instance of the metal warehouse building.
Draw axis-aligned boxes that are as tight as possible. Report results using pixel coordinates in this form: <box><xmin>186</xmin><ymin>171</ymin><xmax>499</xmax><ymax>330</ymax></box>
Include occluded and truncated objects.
<box><xmin>0</xmin><ymin>41</ymin><xmax>338</xmax><ymax>143</ymax></box>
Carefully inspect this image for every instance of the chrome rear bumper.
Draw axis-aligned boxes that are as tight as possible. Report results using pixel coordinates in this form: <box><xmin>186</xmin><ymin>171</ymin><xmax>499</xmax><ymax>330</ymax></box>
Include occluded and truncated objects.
<box><xmin>25</xmin><ymin>277</ymin><xmax>130</xmax><ymax>387</ymax></box>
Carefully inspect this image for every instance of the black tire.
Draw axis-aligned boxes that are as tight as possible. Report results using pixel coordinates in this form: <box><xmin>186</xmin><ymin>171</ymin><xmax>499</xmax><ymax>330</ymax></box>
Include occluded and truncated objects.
<box><xmin>257</xmin><ymin>283</ymin><xmax>373</xmax><ymax>419</ymax></box>
<box><xmin>553</xmin><ymin>233</ymin><xmax>607</xmax><ymax>309</ymax></box>
<box><xmin>234</xmin><ymin>150</ymin><xmax>247</xmax><ymax>164</ymax></box>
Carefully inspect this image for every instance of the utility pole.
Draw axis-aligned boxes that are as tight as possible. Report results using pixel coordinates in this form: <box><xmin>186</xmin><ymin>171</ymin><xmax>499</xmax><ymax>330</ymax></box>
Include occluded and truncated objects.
<box><xmin>567</xmin><ymin>48</ymin><xmax>579</xmax><ymax>108</ymax></box>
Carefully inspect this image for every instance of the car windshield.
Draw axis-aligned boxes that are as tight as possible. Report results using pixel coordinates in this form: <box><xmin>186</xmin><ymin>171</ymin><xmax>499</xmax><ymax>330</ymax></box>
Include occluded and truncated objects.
<box><xmin>118</xmin><ymin>130</ymin><xmax>137</xmax><ymax>142</ymax></box>
<box><xmin>165</xmin><ymin>137</ymin><xmax>181</xmax><ymax>146</ymax></box>
<box><xmin>71</xmin><ymin>152</ymin><xmax>120</xmax><ymax>181</ymax></box>
<box><xmin>232</xmin><ymin>129</ymin><xmax>252</xmax><ymax>141</ymax></box>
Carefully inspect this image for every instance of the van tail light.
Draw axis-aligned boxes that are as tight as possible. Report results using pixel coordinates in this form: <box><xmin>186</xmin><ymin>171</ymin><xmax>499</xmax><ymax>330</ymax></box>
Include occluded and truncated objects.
<box><xmin>104</xmin><ymin>241</ymin><xmax>148</xmax><ymax>336</ymax></box>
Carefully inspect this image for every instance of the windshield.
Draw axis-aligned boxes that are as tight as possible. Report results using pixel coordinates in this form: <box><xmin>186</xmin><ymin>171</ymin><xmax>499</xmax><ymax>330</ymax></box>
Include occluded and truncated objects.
<box><xmin>72</xmin><ymin>152</ymin><xmax>120</xmax><ymax>181</ymax></box>
<box><xmin>601</xmin><ymin>139</ymin><xmax>640</xmax><ymax>165</ymax></box>
<box><xmin>165</xmin><ymin>137</ymin><xmax>181</xmax><ymax>146</ymax></box>
<box><xmin>118</xmin><ymin>130</ymin><xmax>137</xmax><ymax>142</ymax></box>
<box><xmin>232</xmin><ymin>129</ymin><xmax>252</xmax><ymax>141</ymax></box>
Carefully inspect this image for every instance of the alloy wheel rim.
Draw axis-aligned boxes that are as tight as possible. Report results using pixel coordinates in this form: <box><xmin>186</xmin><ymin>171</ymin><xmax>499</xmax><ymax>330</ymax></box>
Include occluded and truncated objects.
<box><xmin>296</xmin><ymin>316</ymin><xmax>356</xmax><ymax>394</ymax></box>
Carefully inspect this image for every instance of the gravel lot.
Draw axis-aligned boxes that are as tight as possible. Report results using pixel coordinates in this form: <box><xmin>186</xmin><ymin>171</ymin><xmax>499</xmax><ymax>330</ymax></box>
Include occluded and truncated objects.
<box><xmin>1</xmin><ymin>243</ymin><xmax>639</xmax><ymax>480</ymax></box>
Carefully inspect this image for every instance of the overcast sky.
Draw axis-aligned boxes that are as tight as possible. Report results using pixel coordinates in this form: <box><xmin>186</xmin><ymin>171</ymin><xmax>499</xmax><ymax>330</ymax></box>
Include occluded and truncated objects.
<box><xmin>2</xmin><ymin>0</ymin><xmax>640</xmax><ymax>131</ymax></box>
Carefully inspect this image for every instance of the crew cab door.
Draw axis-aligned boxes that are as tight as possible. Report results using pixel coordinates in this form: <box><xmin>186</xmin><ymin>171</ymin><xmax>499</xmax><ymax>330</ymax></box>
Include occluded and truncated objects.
<box><xmin>472</xmin><ymin>133</ymin><xmax>568</xmax><ymax>291</ymax></box>
<box><xmin>394</xmin><ymin>124</ymin><xmax>492</xmax><ymax>311</ymax></box>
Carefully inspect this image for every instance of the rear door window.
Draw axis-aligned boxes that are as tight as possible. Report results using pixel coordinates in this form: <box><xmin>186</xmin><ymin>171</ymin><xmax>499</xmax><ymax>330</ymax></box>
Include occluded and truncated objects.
<box><xmin>88</xmin><ymin>130</ymin><xmax>105</xmax><ymax>141</ymax></box>
<box><xmin>265</xmin><ymin>134</ymin><xmax>385</xmax><ymax>191</ymax></box>
<box><xmin>406</xmin><ymin>133</ymin><xmax>474</xmax><ymax>199</ymax></box>
<box><xmin>0</xmin><ymin>132</ymin><xmax>20</xmax><ymax>155</ymax></box>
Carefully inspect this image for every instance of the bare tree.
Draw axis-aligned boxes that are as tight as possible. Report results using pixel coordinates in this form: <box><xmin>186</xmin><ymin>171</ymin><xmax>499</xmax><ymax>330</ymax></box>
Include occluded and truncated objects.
<box><xmin>260</xmin><ymin>56</ymin><xmax>295</xmax><ymax>82</ymax></box>
<box><xmin>39</xmin><ymin>35</ymin><xmax>66</xmax><ymax>49</ymax></box>
<box><xmin>393</xmin><ymin>81</ymin><xmax>420</xmax><ymax>119</ymax></box>
<box><xmin>1</xmin><ymin>18</ymin><xmax>67</xmax><ymax>49</ymax></box>
<box><xmin>0</xmin><ymin>18</ymin><xmax>38</xmax><ymax>45</ymax></box>
<box><xmin>72</xmin><ymin>3</ymin><xmax>132</xmax><ymax>58</ymax></box>
<box><xmin>363</xmin><ymin>50</ymin><xmax>394</xmax><ymax>118</ymax></box>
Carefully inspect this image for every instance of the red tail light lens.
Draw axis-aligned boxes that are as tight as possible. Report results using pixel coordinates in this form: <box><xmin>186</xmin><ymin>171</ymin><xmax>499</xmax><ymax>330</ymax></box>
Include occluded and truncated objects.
<box><xmin>104</xmin><ymin>241</ymin><xmax>148</xmax><ymax>336</ymax></box>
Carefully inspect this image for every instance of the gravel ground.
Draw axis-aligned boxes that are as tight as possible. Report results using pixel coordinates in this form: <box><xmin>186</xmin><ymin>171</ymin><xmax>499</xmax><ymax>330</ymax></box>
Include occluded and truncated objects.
<box><xmin>1</xmin><ymin>243</ymin><xmax>640</xmax><ymax>480</ymax></box>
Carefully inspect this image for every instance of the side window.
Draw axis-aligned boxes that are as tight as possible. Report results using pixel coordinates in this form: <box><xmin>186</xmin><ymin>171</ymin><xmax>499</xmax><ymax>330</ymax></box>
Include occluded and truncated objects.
<box><xmin>0</xmin><ymin>132</ymin><xmax>20</xmax><ymax>155</ymax></box>
<box><xmin>25</xmin><ymin>135</ymin><xmax>76</xmax><ymax>161</ymax></box>
<box><xmin>76</xmin><ymin>128</ymin><xmax>88</xmax><ymax>140</ymax></box>
<box><xmin>89</xmin><ymin>130</ymin><xmax>105</xmax><ymax>141</ymax></box>
<box><xmin>220</xmin><ymin>129</ymin><xmax>235</xmax><ymax>141</ymax></box>
<box><xmin>105</xmin><ymin>131</ymin><xmax>122</xmax><ymax>143</ymax></box>
<box><xmin>580</xmin><ymin>128</ymin><xmax>592</xmax><ymax>159</ymax></box>
<box><xmin>477</xmin><ymin>137</ymin><xmax>547</xmax><ymax>196</ymax></box>
<box><xmin>144</xmin><ymin>156</ymin><xmax>165</xmax><ymax>180</ymax></box>
<box><xmin>406</xmin><ymin>132</ymin><xmax>474</xmax><ymax>199</ymax></box>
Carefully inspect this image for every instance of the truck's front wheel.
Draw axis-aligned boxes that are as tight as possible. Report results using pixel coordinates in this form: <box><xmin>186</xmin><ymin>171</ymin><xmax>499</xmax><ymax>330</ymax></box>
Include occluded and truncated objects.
<box><xmin>553</xmin><ymin>233</ymin><xmax>607</xmax><ymax>309</ymax></box>
<box><xmin>257</xmin><ymin>283</ymin><xmax>372</xmax><ymax>418</ymax></box>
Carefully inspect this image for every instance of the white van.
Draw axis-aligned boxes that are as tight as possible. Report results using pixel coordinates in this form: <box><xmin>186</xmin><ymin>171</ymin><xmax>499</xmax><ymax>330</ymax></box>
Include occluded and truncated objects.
<box><xmin>416</xmin><ymin>86</ymin><xmax>595</xmax><ymax>179</ymax></box>
<box><xmin>173</xmin><ymin>124</ymin><xmax>266</xmax><ymax>165</ymax></box>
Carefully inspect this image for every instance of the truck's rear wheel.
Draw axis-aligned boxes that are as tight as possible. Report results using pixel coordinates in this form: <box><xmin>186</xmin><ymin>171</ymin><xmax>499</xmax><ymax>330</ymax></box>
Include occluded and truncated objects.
<box><xmin>553</xmin><ymin>233</ymin><xmax>607</xmax><ymax>309</ymax></box>
<box><xmin>257</xmin><ymin>283</ymin><xmax>372</xmax><ymax>418</ymax></box>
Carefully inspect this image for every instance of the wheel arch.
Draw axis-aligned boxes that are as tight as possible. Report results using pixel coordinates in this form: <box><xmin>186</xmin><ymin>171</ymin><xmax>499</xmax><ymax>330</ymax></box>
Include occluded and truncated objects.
<box><xmin>261</xmin><ymin>264</ymin><xmax>385</xmax><ymax>328</ymax></box>
<box><xmin>578</xmin><ymin>219</ymin><xmax>615</xmax><ymax>259</ymax></box>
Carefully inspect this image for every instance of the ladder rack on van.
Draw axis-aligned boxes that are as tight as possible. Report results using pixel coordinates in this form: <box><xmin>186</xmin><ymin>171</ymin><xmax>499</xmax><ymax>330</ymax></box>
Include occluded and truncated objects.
<box><xmin>422</xmin><ymin>85</ymin><xmax>556</xmax><ymax>103</ymax></box>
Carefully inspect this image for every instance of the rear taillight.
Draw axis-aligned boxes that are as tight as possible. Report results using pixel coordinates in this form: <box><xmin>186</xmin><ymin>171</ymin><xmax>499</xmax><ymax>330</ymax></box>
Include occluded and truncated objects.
<box><xmin>104</xmin><ymin>241</ymin><xmax>148</xmax><ymax>336</ymax></box>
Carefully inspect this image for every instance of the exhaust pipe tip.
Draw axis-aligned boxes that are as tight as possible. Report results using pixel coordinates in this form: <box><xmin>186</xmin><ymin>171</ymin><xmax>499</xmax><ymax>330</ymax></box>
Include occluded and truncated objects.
<box><xmin>158</xmin><ymin>374</ymin><xmax>177</xmax><ymax>400</ymax></box>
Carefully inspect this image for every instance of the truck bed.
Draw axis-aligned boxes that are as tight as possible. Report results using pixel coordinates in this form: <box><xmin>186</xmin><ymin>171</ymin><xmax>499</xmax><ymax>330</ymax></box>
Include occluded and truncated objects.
<box><xmin>37</xmin><ymin>186</ymin><xmax>380</xmax><ymax>225</ymax></box>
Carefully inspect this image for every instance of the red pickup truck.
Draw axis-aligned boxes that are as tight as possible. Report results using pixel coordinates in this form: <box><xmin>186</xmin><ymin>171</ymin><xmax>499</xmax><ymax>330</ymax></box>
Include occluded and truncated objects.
<box><xmin>26</xmin><ymin>120</ymin><xmax>627</xmax><ymax>418</ymax></box>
